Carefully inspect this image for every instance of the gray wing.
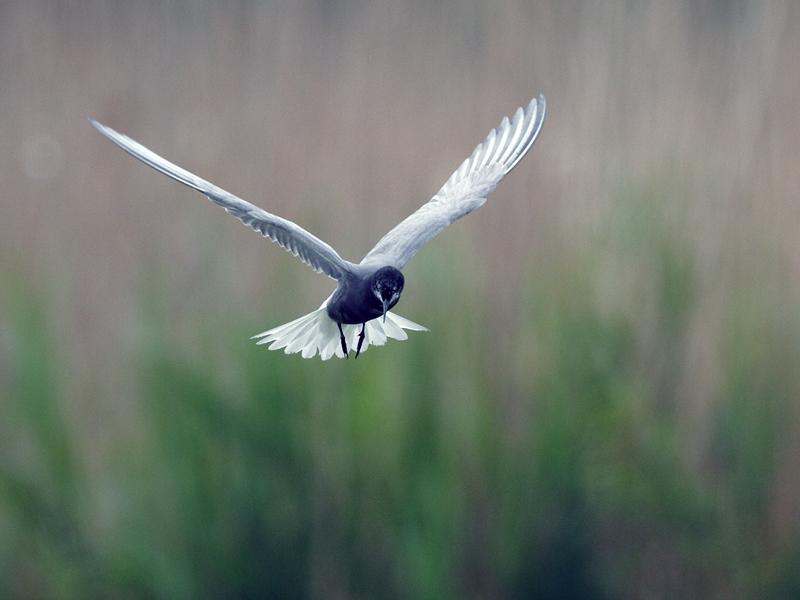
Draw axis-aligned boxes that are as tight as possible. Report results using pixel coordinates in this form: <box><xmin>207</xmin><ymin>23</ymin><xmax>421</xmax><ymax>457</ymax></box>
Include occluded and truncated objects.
<box><xmin>361</xmin><ymin>94</ymin><xmax>545</xmax><ymax>270</ymax></box>
<box><xmin>91</xmin><ymin>120</ymin><xmax>353</xmax><ymax>280</ymax></box>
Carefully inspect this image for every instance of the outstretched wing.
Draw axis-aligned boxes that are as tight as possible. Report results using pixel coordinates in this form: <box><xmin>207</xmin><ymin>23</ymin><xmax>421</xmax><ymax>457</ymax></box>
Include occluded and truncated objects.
<box><xmin>361</xmin><ymin>94</ymin><xmax>545</xmax><ymax>269</ymax></box>
<box><xmin>91</xmin><ymin>120</ymin><xmax>353</xmax><ymax>280</ymax></box>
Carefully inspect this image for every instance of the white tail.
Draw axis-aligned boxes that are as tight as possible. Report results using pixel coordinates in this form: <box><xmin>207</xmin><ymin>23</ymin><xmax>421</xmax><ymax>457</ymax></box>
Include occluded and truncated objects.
<box><xmin>250</xmin><ymin>299</ymin><xmax>427</xmax><ymax>360</ymax></box>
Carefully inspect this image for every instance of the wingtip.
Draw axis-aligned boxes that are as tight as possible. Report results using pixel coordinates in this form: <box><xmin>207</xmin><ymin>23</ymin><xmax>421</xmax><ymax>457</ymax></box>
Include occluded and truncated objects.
<box><xmin>88</xmin><ymin>117</ymin><xmax>110</xmax><ymax>137</ymax></box>
<box><xmin>528</xmin><ymin>94</ymin><xmax>546</xmax><ymax>119</ymax></box>
<box><xmin>88</xmin><ymin>118</ymin><xmax>123</xmax><ymax>140</ymax></box>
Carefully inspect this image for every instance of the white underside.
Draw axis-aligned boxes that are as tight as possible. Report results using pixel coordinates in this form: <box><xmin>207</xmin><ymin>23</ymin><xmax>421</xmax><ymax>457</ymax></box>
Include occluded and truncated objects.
<box><xmin>250</xmin><ymin>298</ymin><xmax>427</xmax><ymax>360</ymax></box>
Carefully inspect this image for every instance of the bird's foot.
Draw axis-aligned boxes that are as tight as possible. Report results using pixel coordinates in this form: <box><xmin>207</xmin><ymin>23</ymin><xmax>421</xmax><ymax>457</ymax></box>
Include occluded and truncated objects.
<box><xmin>337</xmin><ymin>323</ymin><xmax>349</xmax><ymax>358</ymax></box>
<box><xmin>355</xmin><ymin>323</ymin><xmax>366</xmax><ymax>359</ymax></box>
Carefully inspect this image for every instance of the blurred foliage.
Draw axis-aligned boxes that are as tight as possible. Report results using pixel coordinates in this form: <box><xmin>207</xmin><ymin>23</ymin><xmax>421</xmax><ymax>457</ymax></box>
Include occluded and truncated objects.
<box><xmin>2</xmin><ymin>186</ymin><xmax>800</xmax><ymax>599</ymax></box>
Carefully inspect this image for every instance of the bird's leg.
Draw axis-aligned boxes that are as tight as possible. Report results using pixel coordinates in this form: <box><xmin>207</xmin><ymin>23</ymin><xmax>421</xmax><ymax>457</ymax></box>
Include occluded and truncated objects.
<box><xmin>337</xmin><ymin>322</ymin><xmax>348</xmax><ymax>358</ymax></box>
<box><xmin>355</xmin><ymin>323</ymin><xmax>366</xmax><ymax>359</ymax></box>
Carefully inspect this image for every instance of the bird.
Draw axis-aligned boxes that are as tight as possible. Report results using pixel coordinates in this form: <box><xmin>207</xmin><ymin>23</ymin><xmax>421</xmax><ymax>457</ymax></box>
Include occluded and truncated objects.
<box><xmin>91</xmin><ymin>94</ymin><xmax>546</xmax><ymax>360</ymax></box>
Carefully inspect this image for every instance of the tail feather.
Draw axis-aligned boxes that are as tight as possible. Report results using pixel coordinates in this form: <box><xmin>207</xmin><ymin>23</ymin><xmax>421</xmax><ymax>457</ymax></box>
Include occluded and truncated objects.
<box><xmin>251</xmin><ymin>305</ymin><xmax>427</xmax><ymax>360</ymax></box>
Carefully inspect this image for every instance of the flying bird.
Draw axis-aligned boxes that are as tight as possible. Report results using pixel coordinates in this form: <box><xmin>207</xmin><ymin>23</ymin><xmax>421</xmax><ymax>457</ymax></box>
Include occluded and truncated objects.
<box><xmin>91</xmin><ymin>94</ymin><xmax>546</xmax><ymax>359</ymax></box>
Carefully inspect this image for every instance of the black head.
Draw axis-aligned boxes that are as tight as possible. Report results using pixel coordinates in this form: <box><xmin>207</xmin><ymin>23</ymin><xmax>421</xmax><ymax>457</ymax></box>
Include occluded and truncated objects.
<box><xmin>371</xmin><ymin>266</ymin><xmax>404</xmax><ymax>321</ymax></box>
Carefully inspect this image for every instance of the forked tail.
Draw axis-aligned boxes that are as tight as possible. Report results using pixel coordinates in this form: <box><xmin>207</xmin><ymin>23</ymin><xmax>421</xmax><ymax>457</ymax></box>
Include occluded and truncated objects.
<box><xmin>251</xmin><ymin>302</ymin><xmax>427</xmax><ymax>360</ymax></box>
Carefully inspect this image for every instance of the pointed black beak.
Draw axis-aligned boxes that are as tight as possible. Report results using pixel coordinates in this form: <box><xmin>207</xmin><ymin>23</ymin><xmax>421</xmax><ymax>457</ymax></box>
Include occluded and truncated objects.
<box><xmin>382</xmin><ymin>298</ymin><xmax>388</xmax><ymax>323</ymax></box>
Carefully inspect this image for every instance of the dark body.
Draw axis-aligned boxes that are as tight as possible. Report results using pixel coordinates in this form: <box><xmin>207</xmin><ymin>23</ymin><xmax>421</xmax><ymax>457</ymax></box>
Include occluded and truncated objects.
<box><xmin>326</xmin><ymin>265</ymin><xmax>404</xmax><ymax>357</ymax></box>
<box><xmin>326</xmin><ymin>267</ymin><xmax>403</xmax><ymax>324</ymax></box>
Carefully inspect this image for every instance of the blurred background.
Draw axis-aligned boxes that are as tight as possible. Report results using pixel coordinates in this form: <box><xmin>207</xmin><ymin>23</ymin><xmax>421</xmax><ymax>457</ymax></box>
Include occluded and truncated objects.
<box><xmin>1</xmin><ymin>0</ymin><xmax>800</xmax><ymax>597</ymax></box>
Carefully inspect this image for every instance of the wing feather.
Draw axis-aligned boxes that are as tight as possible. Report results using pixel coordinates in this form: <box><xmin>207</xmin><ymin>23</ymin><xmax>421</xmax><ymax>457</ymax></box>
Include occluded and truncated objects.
<box><xmin>91</xmin><ymin>120</ymin><xmax>353</xmax><ymax>280</ymax></box>
<box><xmin>361</xmin><ymin>95</ymin><xmax>545</xmax><ymax>269</ymax></box>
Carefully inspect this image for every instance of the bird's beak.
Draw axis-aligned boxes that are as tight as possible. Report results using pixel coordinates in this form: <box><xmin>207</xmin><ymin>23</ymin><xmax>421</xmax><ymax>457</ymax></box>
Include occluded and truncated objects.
<box><xmin>382</xmin><ymin>298</ymin><xmax>388</xmax><ymax>323</ymax></box>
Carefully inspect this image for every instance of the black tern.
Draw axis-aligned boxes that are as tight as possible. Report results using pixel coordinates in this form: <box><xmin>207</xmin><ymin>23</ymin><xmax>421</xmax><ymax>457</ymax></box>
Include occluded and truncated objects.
<box><xmin>91</xmin><ymin>94</ymin><xmax>545</xmax><ymax>359</ymax></box>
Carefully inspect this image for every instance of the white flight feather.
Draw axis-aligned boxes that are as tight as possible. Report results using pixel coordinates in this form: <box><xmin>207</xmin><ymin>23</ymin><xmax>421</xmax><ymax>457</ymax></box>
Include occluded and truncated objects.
<box><xmin>89</xmin><ymin>119</ymin><xmax>353</xmax><ymax>281</ymax></box>
<box><xmin>251</xmin><ymin>296</ymin><xmax>427</xmax><ymax>360</ymax></box>
<box><xmin>361</xmin><ymin>94</ymin><xmax>545</xmax><ymax>270</ymax></box>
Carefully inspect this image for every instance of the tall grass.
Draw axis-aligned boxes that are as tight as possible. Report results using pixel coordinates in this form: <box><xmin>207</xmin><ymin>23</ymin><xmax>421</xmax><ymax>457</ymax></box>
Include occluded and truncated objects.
<box><xmin>3</xmin><ymin>188</ymin><xmax>800</xmax><ymax>598</ymax></box>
